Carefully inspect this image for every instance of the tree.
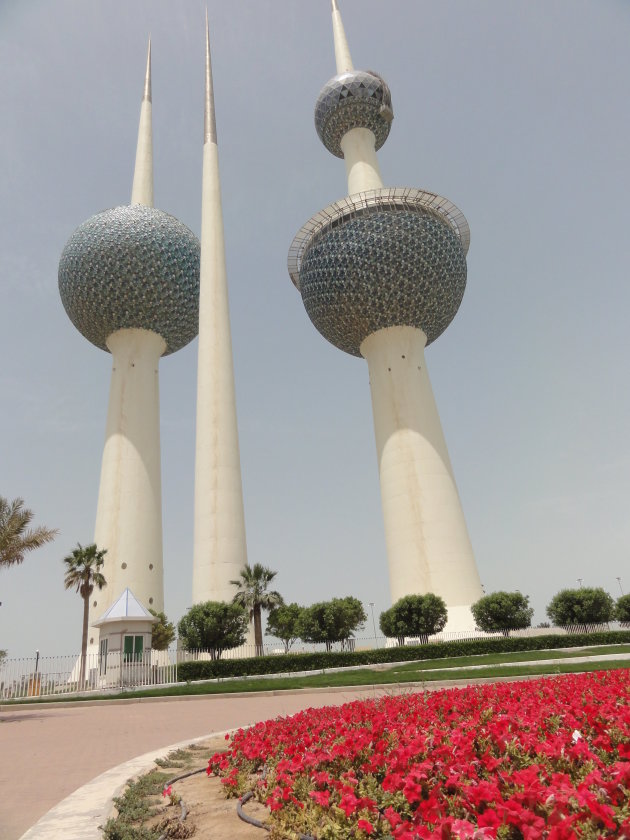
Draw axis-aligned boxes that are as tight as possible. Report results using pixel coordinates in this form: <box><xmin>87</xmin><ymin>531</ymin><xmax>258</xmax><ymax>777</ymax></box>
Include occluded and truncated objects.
<box><xmin>471</xmin><ymin>591</ymin><xmax>534</xmax><ymax>638</ymax></box>
<box><xmin>266</xmin><ymin>603</ymin><xmax>303</xmax><ymax>653</ymax></box>
<box><xmin>547</xmin><ymin>587</ymin><xmax>615</xmax><ymax>632</ymax></box>
<box><xmin>297</xmin><ymin>597</ymin><xmax>366</xmax><ymax>651</ymax></box>
<box><xmin>177</xmin><ymin>601</ymin><xmax>248</xmax><ymax>660</ymax></box>
<box><xmin>149</xmin><ymin>609</ymin><xmax>176</xmax><ymax>651</ymax></box>
<box><xmin>614</xmin><ymin>594</ymin><xmax>630</xmax><ymax>625</ymax></box>
<box><xmin>231</xmin><ymin>563</ymin><xmax>283</xmax><ymax>655</ymax></box>
<box><xmin>380</xmin><ymin>593</ymin><xmax>448</xmax><ymax>645</ymax></box>
<box><xmin>0</xmin><ymin>496</ymin><xmax>57</xmax><ymax>568</ymax></box>
<box><xmin>63</xmin><ymin>543</ymin><xmax>107</xmax><ymax>687</ymax></box>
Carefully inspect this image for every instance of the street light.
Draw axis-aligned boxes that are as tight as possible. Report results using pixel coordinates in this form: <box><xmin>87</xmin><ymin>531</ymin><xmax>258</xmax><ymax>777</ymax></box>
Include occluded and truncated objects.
<box><xmin>369</xmin><ymin>602</ymin><xmax>378</xmax><ymax>649</ymax></box>
<box><xmin>616</xmin><ymin>577</ymin><xmax>624</xmax><ymax>596</ymax></box>
<box><xmin>577</xmin><ymin>578</ymin><xmax>583</xmax><ymax>588</ymax></box>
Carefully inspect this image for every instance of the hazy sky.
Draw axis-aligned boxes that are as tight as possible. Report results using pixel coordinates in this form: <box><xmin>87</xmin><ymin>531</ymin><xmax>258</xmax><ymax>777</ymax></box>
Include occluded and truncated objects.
<box><xmin>1</xmin><ymin>1</ymin><xmax>629</xmax><ymax>660</ymax></box>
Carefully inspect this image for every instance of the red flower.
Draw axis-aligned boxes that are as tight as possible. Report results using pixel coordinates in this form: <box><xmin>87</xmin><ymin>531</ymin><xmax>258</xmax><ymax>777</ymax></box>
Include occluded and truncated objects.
<box><xmin>208</xmin><ymin>670</ymin><xmax>630</xmax><ymax>838</ymax></box>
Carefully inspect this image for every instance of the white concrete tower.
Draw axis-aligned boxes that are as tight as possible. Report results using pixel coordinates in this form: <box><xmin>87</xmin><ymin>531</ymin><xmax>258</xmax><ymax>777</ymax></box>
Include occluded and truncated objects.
<box><xmin>288</xmin><ymin>1</ymin><xmax>483</xmax><ymax>630</ymax></box>
<box><xmin>192</xmin><ymin>18</ymin><xmax>248</xmax><ymax>605</ymax></box>
<box><xmin>58</xmin><ymin>41</ymin><xmax>200</xmax><ymax>639</ymax></box>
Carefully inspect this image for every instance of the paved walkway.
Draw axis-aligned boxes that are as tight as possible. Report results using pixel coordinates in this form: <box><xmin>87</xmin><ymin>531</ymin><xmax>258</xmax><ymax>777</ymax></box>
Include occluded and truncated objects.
<box><xmin>0</xmin><ymin>685</ymin><xmax>407</xmax><ymax>840</ymax></box>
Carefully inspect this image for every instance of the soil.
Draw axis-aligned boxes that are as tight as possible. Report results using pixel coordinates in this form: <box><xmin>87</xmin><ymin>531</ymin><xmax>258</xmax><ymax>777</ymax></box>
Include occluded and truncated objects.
<box><xmin>115</xmin><ymin>735</ymin><xmax>270</xmax><ymax>840</ymax></box>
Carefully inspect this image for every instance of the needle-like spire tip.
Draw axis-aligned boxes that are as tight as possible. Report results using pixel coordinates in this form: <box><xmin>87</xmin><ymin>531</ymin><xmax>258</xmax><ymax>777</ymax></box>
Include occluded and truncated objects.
<box><xmin>204</xmin><ymin>10</ymin><xmax>217</xmax><ymax>144</ymax></box>
<box><xmin>131</xmin><ymin>35</ymin><xmax>154</xmax><ymax>205</ymax></box>
<box><xmin>331</xmin><ymin>0</ymin><xmax>353</xmax><ymax>73</ymax></box>
<box><xmin>143</xmin><ymin>37</ymin><xmax>152</xmax><ymax>102</ymax></box>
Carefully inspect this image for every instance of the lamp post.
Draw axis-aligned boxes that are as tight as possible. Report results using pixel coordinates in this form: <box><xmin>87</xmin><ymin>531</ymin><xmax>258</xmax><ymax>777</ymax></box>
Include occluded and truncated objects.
<box><xmin>369</xmin><ymin>602</ymin><xmax>378</xmax><ymax>648</ymax></box>
<box><xmin>616</xmin><ymin>577</ymin><xmax>624</xmax><ymax>596</ymax></box>
<box><xmin>577</xmin><ymin>578</ymin><xmax>583</xmax><ymax>588</ymax></box>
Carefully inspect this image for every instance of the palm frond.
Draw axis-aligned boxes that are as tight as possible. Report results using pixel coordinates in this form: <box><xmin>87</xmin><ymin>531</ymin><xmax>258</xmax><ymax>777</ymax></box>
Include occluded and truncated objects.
<box><xmin>0</xmin><ymin>496</ymin><xmax>57</xmax><ymax>567</ymax></box>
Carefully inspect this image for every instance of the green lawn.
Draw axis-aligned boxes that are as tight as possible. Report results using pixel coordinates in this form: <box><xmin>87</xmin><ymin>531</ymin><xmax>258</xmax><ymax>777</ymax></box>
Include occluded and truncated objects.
<box><xmin>385</xmin><ymin>644</ymin><xmax>630</xmax><ymax>673</ymax></box>
<box><xmin>3</xmin><ymin>645</ymin><xmax>628</xmax><ymax>705</ymax></box>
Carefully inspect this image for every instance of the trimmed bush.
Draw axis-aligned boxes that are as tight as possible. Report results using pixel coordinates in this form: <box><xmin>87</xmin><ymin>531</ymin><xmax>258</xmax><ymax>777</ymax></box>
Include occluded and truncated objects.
<box><xmin>547</xmin><ymin>587</ymin><xmax>615</xmax><ymax>629</ymax></box>
<box><xmin>471</xmin><ymin>591</ymin><xmax>534</xmax><ymax>637</ymax></box>
<box><xmin>615</xmin><ymin>594</ymin><xmax>630</xmax><ymax>623</ymax></box>
<box><xmin>175</xmin><ymin>629</ymin><xmax>630</xmax><ymax>682</ymax></box>
<box><xmin>178</xmin><ymin>601</ymin><xmax>248</xmax><ymax>659</ymax></box>
<box><xmin>380</xmin><ymin>594</ymin><xmax>448</xmax><ymax>644</ymax></box>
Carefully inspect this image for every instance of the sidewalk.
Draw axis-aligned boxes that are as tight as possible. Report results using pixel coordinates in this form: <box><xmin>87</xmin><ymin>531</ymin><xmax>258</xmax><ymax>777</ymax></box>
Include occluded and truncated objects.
<box><xmin>0</xmin><ymin>685</ymin><xmax>403</xmax><ymax>840</ymax></box>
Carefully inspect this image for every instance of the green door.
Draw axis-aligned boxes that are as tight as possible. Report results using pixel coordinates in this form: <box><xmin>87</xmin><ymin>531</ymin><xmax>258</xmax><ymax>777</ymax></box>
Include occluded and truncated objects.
<box><xmin>123</xmin><ymin>635</ymin><xmax>144</xmax><ymax>662</ymax></box>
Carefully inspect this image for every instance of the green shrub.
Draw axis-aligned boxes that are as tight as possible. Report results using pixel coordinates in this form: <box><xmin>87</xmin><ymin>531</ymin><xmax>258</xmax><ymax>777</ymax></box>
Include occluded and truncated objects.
<box><xmin>380</xmin><ymin>594</ymin><xmax>448</xmax><ymax>644</ymax></box>
<box><xmin>547</xmin><ymin>588</ymin><xmax>615</xmax><ymax>628</ymax></box>
<box><xmin>615</xmin><ymin>594</ymin><xmax>630</xmax><ymax>623</ymax></box>
<box><xmin>296</xmin><ymin>597</ymin><xmax>366</xmax><ymax>650</ymax></box>
<box><xmin>175</xmin><ymin>630</ymin><xmax>630</xmax><ymax>682</ymax></box>
<box><xmin>177</xmin><ymin>601</ymin><xmax>248</xmax><ymax>659</ymax></box>
<box><xmin>471</xmin><ymin>591</ymin><xmax>534</xmax><ymax>637</ymax></box>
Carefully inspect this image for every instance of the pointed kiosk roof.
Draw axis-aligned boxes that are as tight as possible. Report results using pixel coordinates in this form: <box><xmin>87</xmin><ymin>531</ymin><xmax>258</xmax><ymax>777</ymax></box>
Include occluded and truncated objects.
<box><xmin>93</xmin><ymin>587</ymin><xmax>157</xmax><ymax>626</ymax></box>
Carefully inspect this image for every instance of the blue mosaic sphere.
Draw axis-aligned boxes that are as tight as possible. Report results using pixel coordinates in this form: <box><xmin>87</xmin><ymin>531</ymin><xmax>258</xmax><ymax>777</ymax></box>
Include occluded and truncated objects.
<box><xmin>297</xmin><ymin>206</ymin><xmax>466</xmax><ymax>357</ymax></box>
<box><xmin>58</xmin><ymin>205</ymin><xmax>200</xmax><ymax>355</ymax></box>
<box><xmin>315</xmin><ymin>70</ymin><xmax>393</xmax><ymax>158</ymax></box>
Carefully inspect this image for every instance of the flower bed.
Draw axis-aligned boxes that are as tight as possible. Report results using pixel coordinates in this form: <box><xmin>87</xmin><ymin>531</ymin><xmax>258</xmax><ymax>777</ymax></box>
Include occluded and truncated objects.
<box><xmin>208</xmin><ymin>670</ymin><xmax>630</xmax><ymax>838</ymax></box>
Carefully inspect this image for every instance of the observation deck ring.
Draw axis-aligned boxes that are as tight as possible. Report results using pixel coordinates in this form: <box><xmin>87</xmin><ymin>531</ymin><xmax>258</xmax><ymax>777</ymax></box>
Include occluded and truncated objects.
<box><xmin>288</xmin><ymin>187</ymin><xmax>470</xmax><ymax>290</ymax></box>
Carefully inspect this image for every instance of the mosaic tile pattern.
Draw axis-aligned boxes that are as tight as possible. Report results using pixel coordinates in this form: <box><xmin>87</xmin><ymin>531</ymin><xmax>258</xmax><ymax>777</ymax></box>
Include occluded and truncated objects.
<box><xmin>59</xmin><ymin>205</ymin><xmax>200</xmax><ymax>355</ymax></box>
<box><xmin>298</xmin><ymin>206</ymin><xmax>466</xmax><ymax>357</ymax></box>
<box><xmin>315</xmin><ymin>70</ymin><xmax>393</xmax><ymax>158</ymax></box>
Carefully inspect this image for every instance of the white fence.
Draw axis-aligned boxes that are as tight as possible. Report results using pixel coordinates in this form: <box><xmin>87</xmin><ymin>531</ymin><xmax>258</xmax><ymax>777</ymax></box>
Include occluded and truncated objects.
<box><xmin>1</xmin><ymin>623</ymin><xmax>625</xmax><ymax>701</ymax></box>
<box><xmin>0</xmin><ymin>649</ymin><xmax>179</xmax><ymax>700</ymax></box>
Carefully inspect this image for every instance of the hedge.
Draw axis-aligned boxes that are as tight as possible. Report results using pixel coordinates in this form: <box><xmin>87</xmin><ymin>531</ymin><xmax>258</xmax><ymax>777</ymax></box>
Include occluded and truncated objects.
<box><xmin>175</xmin><ymin>630</ymin><xmax>630</xmax><ymax>682</ymax></box>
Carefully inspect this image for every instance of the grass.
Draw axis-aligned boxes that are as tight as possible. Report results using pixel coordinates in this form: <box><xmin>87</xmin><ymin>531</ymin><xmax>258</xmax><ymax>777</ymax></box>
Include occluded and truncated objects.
<box><xmin>101</xmin><ymin>768</ymin><xmax>170</xmax><ymax>840</ymax></box>
<box><xmin>3</xmin><ymin>645</ymin><xmax>628</xmax><ymax>706</ymax></box>
<box><xmin>386</xmin><ymin>643</ymin><xmax>630</xmax><ymax>673</ymax></box>
<box><xmin>101</xmin><ymin>743</ymin><xmax>208</xmax><ymax>840</ymax></box>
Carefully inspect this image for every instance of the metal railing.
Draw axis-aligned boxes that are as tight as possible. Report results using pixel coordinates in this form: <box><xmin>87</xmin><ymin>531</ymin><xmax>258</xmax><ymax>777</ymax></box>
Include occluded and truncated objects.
<box><xmin>1</xmin><ymin>624</ymin><xmax>625</xmax><ymax>701</ymax></box>
<box><xmin>0</xmin><ymin>649</ymin><xmax>179</xmax><ymax>700</ymax></box>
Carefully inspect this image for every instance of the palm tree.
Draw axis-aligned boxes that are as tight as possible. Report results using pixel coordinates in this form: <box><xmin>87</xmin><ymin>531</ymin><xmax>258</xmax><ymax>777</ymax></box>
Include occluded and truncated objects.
<box><xmin>0</xmin><ymin>496</ymin><xmax>57</xmax><ymax>568</ymax></box>
<box><xmin>231</xmin><ymin>563</ymin><xmax>283</xmax><ymax>655</ymax></box>
<box><xmin>63</xmin><ymin>543</ymin><xmax>107</xmax><ymax>687</ymax></box>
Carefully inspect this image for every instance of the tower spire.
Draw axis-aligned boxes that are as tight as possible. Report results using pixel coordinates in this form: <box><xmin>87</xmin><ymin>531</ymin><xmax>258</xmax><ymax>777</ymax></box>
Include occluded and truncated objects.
<box><xmin>204</xmin><ymin>11</ymin><xmax>217</xmax><ymax>144</ymax></box>
<box><xmin>331</xmin><ymin>0</ymin><xmax>354</xmax><ymax>74</ymax></box>
<box><xmin>193</xmin><ymin>15</ymin><xmax>249</xmax><ymax>611</ymax></box>
<box><xmin>131</xmin><ymin>37</ymin><xmax>154</xmax><ymax>206</ymax></box>
<box><xmin>288</xmin><ymin>3</ymin><xmax>483</xmax><ymax>632</ymax></box>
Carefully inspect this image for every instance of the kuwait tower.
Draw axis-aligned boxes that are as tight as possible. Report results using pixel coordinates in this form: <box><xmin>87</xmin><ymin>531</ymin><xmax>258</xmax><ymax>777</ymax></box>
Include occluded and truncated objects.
<box><xmin>58</xmin><ymin>42</ymin><xmax>200</xmax><ymax>635</ymax></box>
<box><xmin>288</xmin><ymin>1</ymin><xmax>483</xmax><ymax>629</ymax></box>
<box><xmin>191</xmin><ymin>20</ymin><xmax>248</xmax><ymax>606</ymax></box>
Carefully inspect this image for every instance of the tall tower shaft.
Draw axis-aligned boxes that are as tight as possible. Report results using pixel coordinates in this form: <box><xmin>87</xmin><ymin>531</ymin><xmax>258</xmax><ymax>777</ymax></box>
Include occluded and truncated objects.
<box><xmin>59</xmin><ymin>41</ymin><xmax>200</xmax><ymax>637</ymax></box>
<box><xmin>192</xmin><ymin>19</ymin><xmax>248</xmax><ymax>605</ymax></box>
<box><xmin>289</xmin><ymin>2</ymin><xmax>483</xmax><ymax>629</ymax></box>
<box><xmin>92</xmin><ymin>42</ymin><xmax>163</xmax><ymax>626</ymax></box>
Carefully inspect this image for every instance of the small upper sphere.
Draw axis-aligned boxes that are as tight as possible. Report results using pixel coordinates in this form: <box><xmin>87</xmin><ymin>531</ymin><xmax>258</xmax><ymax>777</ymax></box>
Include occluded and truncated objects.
<box><xmin>315</xmin><ymin>69</ymin><xmax>393</xmax><ymax>158</ymax></box>
<box><xmin>59</xmin><ymin>205</ymin><xmax>200</xmax><ymax>355</ymax></box>
<box><xmin>296</xmin><ymin>205</ymin><xmax>466</xmax><ymax>357</ymax></box>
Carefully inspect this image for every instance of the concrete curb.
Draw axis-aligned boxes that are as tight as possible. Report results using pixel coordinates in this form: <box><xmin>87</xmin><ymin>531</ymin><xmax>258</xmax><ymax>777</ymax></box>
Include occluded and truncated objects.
<box><xmin>17</xmin><ymin>729</ymin><xmax>237</xmax><ymax>840</ymax></box>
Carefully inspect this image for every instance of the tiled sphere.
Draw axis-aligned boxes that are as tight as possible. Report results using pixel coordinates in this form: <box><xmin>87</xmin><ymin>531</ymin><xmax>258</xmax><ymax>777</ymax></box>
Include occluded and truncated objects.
<box><xmin>314</xmin><ymin>70</ymin><xmax>393</xmax><ymax>158</ymax></box>
<box><xmin>298</xmin><ymin>207</ymin><xmax>466</xmax><ymax>357</ymax></box>
<box><xmin>59</xmin><ymin>205</ymin><xmax>200</xmax><ymax>355</ymax></box>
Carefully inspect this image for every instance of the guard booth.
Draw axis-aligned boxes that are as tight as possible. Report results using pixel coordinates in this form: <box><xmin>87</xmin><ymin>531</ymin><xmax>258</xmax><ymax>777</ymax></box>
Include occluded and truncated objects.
<box><xmin>92</xmin><ymin>588</ymin><xmax>157</xmax><ymax>688</ymax></box>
